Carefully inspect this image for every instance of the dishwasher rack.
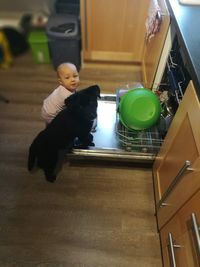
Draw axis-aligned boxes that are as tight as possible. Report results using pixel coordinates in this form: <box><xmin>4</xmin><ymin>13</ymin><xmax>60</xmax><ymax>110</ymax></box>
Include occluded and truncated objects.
<box><xmin>158</xmin><ymin>35</ymin><xmax>191</xmax><ymax>107</ymax></box>
<box><xmin>115</xmin><ymin>114</ymin><xmax>163</xmax><ymax>154</ymax></box>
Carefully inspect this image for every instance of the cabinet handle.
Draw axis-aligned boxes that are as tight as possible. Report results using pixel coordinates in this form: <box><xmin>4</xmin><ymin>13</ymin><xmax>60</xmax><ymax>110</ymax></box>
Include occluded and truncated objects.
<box><xmin>191</xmin><ymin>213</ymin><xmax>200</xmax><ymax>256</ymax></box>
<box><xmin>157</xmin><ymin>160</ymin><xmax>193</xmax><ymax>209</ymax></box>
<box><xmin>168</xmin><ymin>233</ymin><xmax>181</xmax><ymax>267</ymax></box>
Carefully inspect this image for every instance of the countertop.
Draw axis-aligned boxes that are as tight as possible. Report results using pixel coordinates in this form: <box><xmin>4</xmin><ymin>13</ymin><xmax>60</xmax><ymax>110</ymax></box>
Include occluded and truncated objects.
<box><xmin>166</xmin><ymin>0</ymin><xmax>200</xmax><ymax>100</ymax></box>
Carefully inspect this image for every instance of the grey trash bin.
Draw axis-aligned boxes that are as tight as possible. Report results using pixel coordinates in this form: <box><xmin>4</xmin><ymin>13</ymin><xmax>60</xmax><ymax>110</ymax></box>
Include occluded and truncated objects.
<box><xmin>55</xmin><ymin>0</ymin><xmax>80</xmax><ymax>16</ymax></box>
<box><xmin>46</xmin><ymin>14</ymin><xmax>81</xmax><ymax>70</ymax></box>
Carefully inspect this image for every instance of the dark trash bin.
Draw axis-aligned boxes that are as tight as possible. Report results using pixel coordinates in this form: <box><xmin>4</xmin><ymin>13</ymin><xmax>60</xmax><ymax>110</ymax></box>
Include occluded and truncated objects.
<box><xmin>55</xmin><ymin>0</ymin><xmax>80</xmax><ymax>16</ymax></box>
<box><xmin>46</xmin><ymin>14</ymin><xmax>81</xmax><ymax>70</ymax></box>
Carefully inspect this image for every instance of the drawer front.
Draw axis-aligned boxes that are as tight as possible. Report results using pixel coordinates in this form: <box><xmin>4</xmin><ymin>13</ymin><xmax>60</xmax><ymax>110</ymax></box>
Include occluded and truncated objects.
<box><xmin>178</xmin><ymin>191</ymin><xmax>200</xmax><ymax>267</ymax></box>
<box><xmin>160</xmin><ymin>190</ymin><xmax>200</xmax><ymax>267</ymax></box>
<box><xmin>157</xmin><ymin>116</ymin><xmax>199</xmax><ymax>196</ymax></box>
<box><xmin>157</xmin><ymin>167</ymin><xmax>200</xmax><ymax>228</ymax></box>
<box><xmin>160</xmin><ymin>213</ymin><xmax>187</xmax><ymax>267</ymax></box>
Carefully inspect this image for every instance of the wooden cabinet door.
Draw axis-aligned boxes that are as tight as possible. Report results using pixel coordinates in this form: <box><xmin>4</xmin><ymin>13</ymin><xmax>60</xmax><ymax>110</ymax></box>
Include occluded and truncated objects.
<box><xmin>160</xmin><ymin>190</ymin><xmax>200</xmax><ymax>267</ymax></box>
<box><xmin>153</xmin><ymin>81</ymin><xmax>200</xmax><ymax>228</ymax></box>
<box><xmin>160</xmin><ymin>216</ymin><xmax>187</xmax><ymax>267</ymax></box>
<box><xmin>179</xmin><ymin>191</ymin><xmax>200</xmax><ymax>267</ymax></box>
<box><xmin>80</xmin><ymin>0</ymin><xmax>149</xmax><ymax>63</ymax></box>
<box><xmin>142</xmin><ymin>0</ymin><xmax>170</xmax><ymax>88</ymax></box>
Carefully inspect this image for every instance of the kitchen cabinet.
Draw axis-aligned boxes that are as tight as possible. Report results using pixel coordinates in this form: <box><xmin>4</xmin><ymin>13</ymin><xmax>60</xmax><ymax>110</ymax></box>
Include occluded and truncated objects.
<box><xmin>153</xmin><ymin>81</ymin><xmax>200</xmax><ymax>229</ymax></box>
<box><xmin>142</xmin><ymin>0</ymin><xmax>170</xmax><ymax>88</ymax></box>
<box><xmin>160</xmin><ymin>189</ymin><xmax>200</xmax><ymax>267</ymax></box>
<box><xmin>80</xmin><ymin>0</ymin><xmax>149</xmax><ymax>63</ymax></box>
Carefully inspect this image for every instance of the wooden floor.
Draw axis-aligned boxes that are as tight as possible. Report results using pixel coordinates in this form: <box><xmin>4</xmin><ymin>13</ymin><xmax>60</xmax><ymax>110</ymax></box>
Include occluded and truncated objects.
<box><xmin>0</xmin><ymin>53</ymin><xmax>162</xmax><ymax>267</ymax></box>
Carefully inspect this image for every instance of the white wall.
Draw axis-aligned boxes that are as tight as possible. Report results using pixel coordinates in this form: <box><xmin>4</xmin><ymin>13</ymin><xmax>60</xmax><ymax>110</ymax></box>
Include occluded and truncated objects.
<box><xmin>0</xmin><ymin>0</ymin><xmax>56</xmax><ymax>28</ymax></box>
<box><xmin>0</xmin><ymin>0</ymin><xmax>56</xmax><ymax>14</ymax></box>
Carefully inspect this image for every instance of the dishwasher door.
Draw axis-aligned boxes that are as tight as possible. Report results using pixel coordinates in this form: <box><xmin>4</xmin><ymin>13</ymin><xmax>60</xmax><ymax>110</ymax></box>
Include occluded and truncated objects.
<box><xmin>69</xmin><ymin>94</ymin><xmax>162</xmax><ymax>163</ymax></box>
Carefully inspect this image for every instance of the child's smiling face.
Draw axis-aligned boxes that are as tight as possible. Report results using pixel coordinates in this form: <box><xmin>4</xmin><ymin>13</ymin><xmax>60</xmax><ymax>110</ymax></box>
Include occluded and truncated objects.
<box><xmin>57</xmin><ymin>63</ymin><xmax>80</xmax><ymax>92</ymax></box>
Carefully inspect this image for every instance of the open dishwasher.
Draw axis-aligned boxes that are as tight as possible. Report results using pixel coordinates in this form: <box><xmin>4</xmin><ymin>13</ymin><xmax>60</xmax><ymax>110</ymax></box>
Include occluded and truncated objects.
<box><xmin>69</xmin><ymin>93</ymin><xmax>163</xmax><ymax>164</ymax></box>
<box><xmin>69</xmin><ymin>34</ymin><xmax>192</xmax><ymax>164</ymax></box>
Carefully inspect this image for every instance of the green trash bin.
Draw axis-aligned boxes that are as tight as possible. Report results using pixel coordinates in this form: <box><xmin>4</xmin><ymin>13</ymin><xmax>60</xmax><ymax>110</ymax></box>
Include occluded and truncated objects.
<box><xmin>28</xmin><ymin>30</ymin><xmax>50</xmax><ymax>64</ymax></box>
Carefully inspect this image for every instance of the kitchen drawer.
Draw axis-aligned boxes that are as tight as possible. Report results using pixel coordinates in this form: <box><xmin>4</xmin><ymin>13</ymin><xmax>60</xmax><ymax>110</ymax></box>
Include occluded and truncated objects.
<box><xmin>153</xmin><ymin>81</ymin><xmax>200</xmax><ymax>228</ymax></box>
<box><xmin>160</xmin><ymin>215</ymin><xmax>186</xmax><ymax>266</ymax></box>
<box><xmin>160</xmin><ymin>189</ymin><xmax>200</xmax><ymax>267</ymax></box>
<box><xmin>156</xmin><ymin>167</ymin><xmax>200</xmax><ymax>228</ymax></box>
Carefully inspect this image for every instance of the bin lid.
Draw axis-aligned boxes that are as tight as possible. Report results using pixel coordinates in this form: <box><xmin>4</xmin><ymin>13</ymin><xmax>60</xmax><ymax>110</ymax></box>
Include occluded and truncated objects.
<box><xmin>46</xmin><ymin>14</ymin><xmax>79</xmax><ymax>39</ymax></box>
<box><xmin>28</xmin><ymin>30</ymin><xmax>48</xmax><ymax>43</ymax></box>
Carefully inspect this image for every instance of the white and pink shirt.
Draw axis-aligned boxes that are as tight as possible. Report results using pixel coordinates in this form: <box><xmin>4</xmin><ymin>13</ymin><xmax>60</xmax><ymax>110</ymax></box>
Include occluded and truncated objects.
<box><xmin>41</xmin><ymin>85</ymin><xmax>74</xmax><ymax>124</ymax></box>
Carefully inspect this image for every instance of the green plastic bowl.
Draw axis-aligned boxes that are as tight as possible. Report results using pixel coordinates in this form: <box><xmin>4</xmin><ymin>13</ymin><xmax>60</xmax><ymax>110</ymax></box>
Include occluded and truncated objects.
<box><xmin>119</xmin><ymin>88</ymin><xmax>161</xmax><ymax>130</ymax></box>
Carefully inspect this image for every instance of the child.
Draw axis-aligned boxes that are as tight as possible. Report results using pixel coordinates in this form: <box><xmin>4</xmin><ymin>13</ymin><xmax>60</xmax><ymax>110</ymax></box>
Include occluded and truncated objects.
<box><xmin>41</xmin><ymin>62</ymin><xmax>80</xmax><ymax>124</ymax></box>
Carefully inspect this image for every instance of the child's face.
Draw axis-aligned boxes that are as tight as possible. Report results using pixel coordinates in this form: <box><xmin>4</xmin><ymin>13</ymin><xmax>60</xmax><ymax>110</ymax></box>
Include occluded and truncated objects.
<box><xmin>58</xmin><ymin>63</ymin><xmax>80</xmax><ymax>92</ymax></box>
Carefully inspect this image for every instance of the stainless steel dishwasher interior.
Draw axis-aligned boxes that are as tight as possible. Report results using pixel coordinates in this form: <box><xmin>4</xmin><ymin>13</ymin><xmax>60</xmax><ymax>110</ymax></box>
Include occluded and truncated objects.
<box><xmin>69</xmin><ymin>94</ymin><xmax>163</xmax><ymax>163</ymax></box>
